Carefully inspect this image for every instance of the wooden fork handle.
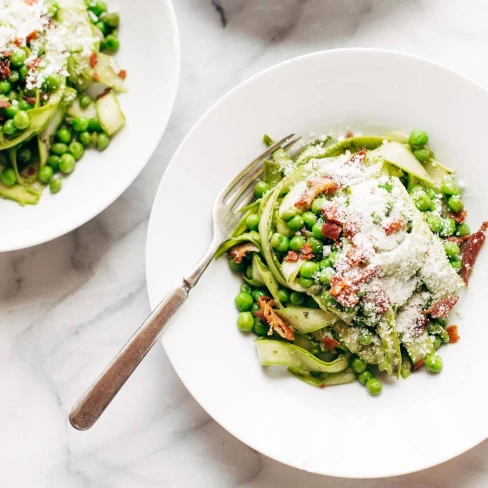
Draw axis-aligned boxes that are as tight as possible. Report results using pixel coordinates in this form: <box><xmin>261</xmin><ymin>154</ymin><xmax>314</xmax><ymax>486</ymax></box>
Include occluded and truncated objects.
<box><xmin>69</xmin><ymin>282</ymin><xmax>190</xmax><ymax>431</ymax></box>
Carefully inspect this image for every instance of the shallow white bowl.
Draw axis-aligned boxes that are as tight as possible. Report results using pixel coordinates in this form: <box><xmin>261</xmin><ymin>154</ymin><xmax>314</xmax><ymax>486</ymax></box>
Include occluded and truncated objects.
<box><xmin>0</xmin><ymin>0</ymin><xmax>180</xmax><ymax>252</ymax></box>
<box><xmin>146</xmin><ymin>49</ymin><xmax>488</xmax><ymax>478</ymax></box>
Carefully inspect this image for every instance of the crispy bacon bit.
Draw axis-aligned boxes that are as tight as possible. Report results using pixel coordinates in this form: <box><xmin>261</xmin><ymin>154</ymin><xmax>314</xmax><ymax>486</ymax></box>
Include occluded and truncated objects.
<box><xmin>345</xmin><ymin>132</ymin><xmax>354</xmax><ymax>139</ymax></box>
<box><xmin>413</xmin><ymin>360</ymin><xmax>425</xmax><ymax>370</ymax></box>
<box><xmin>13</xmin><ymin>38</ymin><xmax>22</xmax><ymax>47</ymax></box>
<box><xmin>329</xmin><ymin>276</ymin><xmax>345</xmax><ymax>296</ymax></box>
<box><xmin>97</xmin><ymin>88</ymin><xmax>111</xmax><ymax>99</ymax></box>
<box><xmin>462</xmin><ymin>221</ymin><xmax>488</xmax><ymax>285</ymax></box>
<box><xmin>118</xmin><ymin>69</ymin><xmax>127</xmax><ymax>79</ymax></box>
<box><xmin>449</xmin><ymin>210</ymin><xmax>467</xmax><ymax>224</ymax></box>
<box><xmin>426</xmin><ymin>296</ymin><xmax>459</xmax><ymax>319</ymax></box>
<box><xmin>346</xmin><ymin>244</ymin><xmax>369</xmax><ymax>266</ymax></box>
<box><xmin>0</xmin><ymin>99</ymin><xmax>10</xmax><ymax>108</ymax></box>
<box><xmin>382</xmin><ymin>216</ymin><xmax>405</xmax><ymax>235</ymax></box>
<box><xmin>369</xmin><ymin>288</ymin><xmax>390</xmax><ymax>314</ymax></box>
<box><xmin>284</xmin><ymin>251</ymin><xmax>299</xmax><ymax>262</ymax></box>
<box><xmin>24</xmin><ymin>96</ymin><xmax>36</xmax><ymax>105</ymax></box>
<box><xmin>89</xmin><ymin>52</ymin><xmax>98</xmax><ymax>68</ymax></box>
<box><xmin>323</xmin><ymin>201</ymin><xmax>344</xmax><ymax>225</ymax></box>
<box><xmin>329</xmin><ymin>276</ymin><xmax>359</xmax><ymax>308</ymax></box>
<box><xmin>26</xmin><ymin>166</ymin><xmax>36</xmax><ymax>176</ymax></box>
<box><xmin>294</xmin><ymin>177</ymin><xmax>338</xmax><ymax>211</ymax></box>
<box><xmin>27</xmin><ymin>57</ymin><xmax>41</xmax><ymax>69</ymax></box>
<box><xmin>346</xmin><ymin>148</ymin><xmax>367</xmax><ymax>166</ymax></box>
<box><xmin>258</xmin><ymin>296</ymin><xmax>295</xmax><ymax>341</ymax></box>
<box><xmin>321</xmin><ymin>222</ymin><xmax>342</xmax><ymax>241</ymax></box>
<box><xmin>26</xmin><ymin>30</ymin><xmax>37</xmax><ymax>43</ymax></box>
<box><xmin>24</xmin><ymin>0</ymin><xmax>37</xmax><ymax>5</ymax></box>
<box><xmin>0</xmin><ymin>59</ymin><xmax>10</xmax><ymax>80</ymax></box>
<box><xmin>343</xmin><ymin>220</ymin><xmax>358</xmax><ymax>239</ymax></box>
<box><xmin>299</xmin><ymin>243</ymin><xmax>314</xmax><ymax>260</ymax></box>
<box><xmin>228</xmin><ymin>242</ymin><xmax>259</xmax><ymax>264</ymax></box>
<box><xmin>352</xmin><ymin>266</ymin><xmax>379</xmax><ymax>285</ymax></box>
<box><xmin>2</xmin><ymin>50</ymin><xmax>12</xmax><ymax>57</ymax></box>
<box><xmin>322</xmin><ymin>337</ymin><xmax>340</xmax><ymax>350</ymax></box>
<box><xmin>446</xmin><ymin>325</ymin><xmax>460</xmax><ymax>344</ymax></box>
<box><xmin>447</xmin><ymin>236</ymin><xmax>470</xmax><ymax>244</ymax></box>
<box><xmin>253</xmin><ymin>310</ymin><xmax>266</xmax><ymax>322</ymax></box>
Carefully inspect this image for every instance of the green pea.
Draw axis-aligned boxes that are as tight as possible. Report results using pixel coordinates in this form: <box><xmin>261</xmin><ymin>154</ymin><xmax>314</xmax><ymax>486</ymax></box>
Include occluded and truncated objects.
<box><xmin>307</xmin><ymin>237</ymin><xmax>323</xmax><ymax>254</ymax></box>
<box><xmin>244</xmin><ymin>265</ymin><xmax>253</xmax><ymax>280</ymax></box>
<box><xmin>447</xmin><ymin>195</ymin><xmax>464</xmax><ymax>213</ymax></box>
<box><xmin>47</xmin><ymin>154</ymin><xmax>60</xmax><ymax>171</ymax></box>
<box><xmin>72</xmin><ymin>116</ymin><xmax>89</xmax><ymax>132</ymax></box>
<box><xmin>51</xmin><ymin>142</ymin><xmax>68</xmax><ymax>155</ymax></box>
<box><xmin>320</xmin><ymin>258</ymin><xmax>332</xmax><ymax>270</ymax></box>
<box><xmin>300</xmin><ymin>261</ymin><xmax>318</xmax><ymax>278</ymax></box>
<box><xmin>240</xmin><ymin>283</ymin><xmax>252</xmax><ymax>294</ymax></box>
<box><xmin>78</xmin><ymin>131</ymin><xmax>92</xmax><ymax>146</ymax></box>
<box><xmin>79</xmin><ymin>95</ymin><xmax>92</xmax><ymax>108</ymax></box>
<box><xmin>45</xmin><ymin>0</ymin><xmax>59</xmax><ymax>17</ymax></box>
<box><xmin>358</xmin><ymin>330</ymin><xmax>373</xmax><ymax>346</ymax></box>
<box><xmin>444</xmin><ymin>241</ymin><xmax>460</xmax><ymax>258</ymax></box>
<box><xmin>88</xmin><ymin>0</ymin><xmax>107</xmax><ymax>15</ymax></box>
<box><xmin>3</xmin><ymin>119</ymin><xmax>17</xmax><ymax>136</ymax></box>
<box><xmin>450</xmin><ymin>256</ymin><xmax>462</xmax><ymax>272</ymax></box>
<box><xmin>5</xmin><ymin>104</ymin><xmax>19</xmax><ymax>119</ymax></box>
<box><xmin>18</xmin><ymin>147</ymin><xmax>31</xmax><ymax>163</ymax></box>
<box><xmin>276</xmin><ymin>236</ymin><xmax>290</xmax><ymax>253</ymax></box>
<box><xmin>253</xmin><ymin>319</ymin><xmax>269</xmax><ymax>336</ymax></box>
<box><xmin>311</xmin><ymin>197</ymin><xmax>327</xmax><ymax>214</ymax></box>
<box><xmin>228</xmin><ymin>258</ymin><xmax>244</xmax><ymax>272</ymax></box>
<box><xmin>277</xmin><ymin>289</ymin><xmax>290</xmax><ymax>304</ymax></box>
<box><xmin>49</xmin><ymin>177</ymin><xmax>62</xmax><ymax>194</ymax></box>
<box><xmin>237</xmin><ymin>312</ymin><xmax>254</xmax><ymax>332</ymax></box>
<box><xmin>413</xmin><ymin>148</ymin><xmax>430</xmax><ymax>162</ymax></box>
<box><xmin>95</xmin><ymin>20</ymin><xmax>108</xmax><ymax>35</ymax></box>
<box><xmin>0</xmin><ymin>81</ymin><xmax>11</xmax><ymax>94</ymax></box>
<box><xmin>252</xmin><ymin>289</ymin><xmax>266</xmax><ymax>301</ymax></box>
<box><xmin>425</xmin><ymin>213</ymin><xmax>442</xmax><ymax>233</ymax></box>
<box><xmin>456</xmin><ymin>223</ymin><xmax>470</xmax><ymax>237</ymax></box>
<box><xmin>366</xmin><ymin>377</ymin><xmax>382</xmax><ymax>396</ymax></box>
<box><xmin>69</xmin><ymin>141</ymin><xmax>85</xmax><ymax>161</ymax></box>
<box><xmin>104</xmin><ymin>34</ymin><xmax>120</xmax><ymax>52</ymax></box>
<box><xmin>425</xmin><ymin>187</ymin><xmax>439</xmax><ymax>201</ymax></box>
<box><xmin>10</xmin><ymin>48</ymin><xmax>27</xmax><ymax>67</ymax></box>
<box><xmin>59</xmin><ymin>153</ymin><xmax>76</xmax><ymax>174</ymax></box>
<box><xmin>440</xmin><ymin>177</ymin><xmax>459</xmax><ymax>196</ymax></box>
<box><xmin>312</xmin><ymin>222</ymin><xmax>324</xmax><ymax>240</ymax></box>
<box><xmin>56</xmin><ymin>127</ymin><xmax>71</xmax><ymax>144</ymax></box>
<box><xmin>19</xmin><ymin>65</ymin><xmax>28</xmax><ymax>78</ymax></box>
<box><xmin>408</xmin><ymin>129</ymin><xmax>428</xmax><ymax>147</ymax></box>
<box><xmin>42</xmin><ymin>73</ymin><xmax>61</xmax><ymax>92</ymax></box>
<box><xmin>282</xmin><ymin>207</ymin><xmax>300</xmax><ymax>221</ymax></box>
<box><xmin>320</xmin><ymin>291</ymin><xmax>336</xmax><ymax>308</ymax></box>
<box><xmin>318</xmin><ymin>267</ymin><xmax>334</xmax><ymax>284</ymax></box>
<box><xmin>358</xmin><ymin>370</ymin><xmax>373</xmax><ymax>385</ymax></box>
<box><xmin>290</xmin><ymin>291</ymin><xmax>305</xmax><ymax>305</ymax></box>
<box><xmin>433</xmin><ymin>337</ymin><xmax>442</xmax><ymax>349</ymax></box>
<box><xmin>88</xmin><ymin>117</ymin><xmax>103</xmax><ymax>132</ymax></box>
<box><xmin>251</xmin><ymin>302</ymin><xmax>260</xmax><ymax>312</ymax></box>
<box><xmin>102</xmin><ymin>12</ymin><xmax>120</xmax><ymax>28</ymax></box>
<box><xmin>270</xmin><ymin>233</ymin><xmax>283</xmax><ymax>249</ymax></box>
<box><xmin>289</xmin><ymin>235</ymin><xmax>305</xmax><ymax>251</ymax></box>
<box><xmin>254</xmin><ymin>180</ymin><xmax>270</xmax><ymax>198</ymax></box>
<box><xmin>18</xmin><ymin>99</ymin><xmax>33</xmax><ymax>111</ymax></box>
<box><xmin>96</xmin><ymin>132</ymin><xmax>110</xmax><ymax>151</ymax></box>
<box><xmin>412</xmin><ymin>190</ymin><xmax>432</xmax><ymax>211</ymax></box>
<box><xmin>299</xmin><ymin>275</ymin><xmax>314</xmax><ymax>288</ymax></box>
<box><xmin>38</xmin><ymin>165</ymin><xmax>53</xmax><ymax>183</ymax></box>
<box><xmin>440</xmin><ymin>218</ymin><xmax>456</xmax><ymax>237</ymax></box>
<box><xmin>328</xmin><ymin>252</ymin><xmax>338</xmax><ymax>265</ymax></box>
<box><xmin>378</xmin><ymin>181</ymin><xmax>393</xmax><ymax>192</ymax></box>
<box><xmin>351</xmin><ymin>357</ymin><xmax>367</xmax><ymax>374</ymax></box>
<box><xmin>8</xmin><ymin>71</ymin><xmax>19</xmax><ymax>84</ymax></box>
<box><xmin>245</xmin><ymin>214</ymin><xmax>259</xmax><ymax>231</ymax></box>
<box><xmin>425</xmin><ymin>353</ymin><xmax>443</xmax><ymax>373</ymax></box>
<box><xmin>0</xmin><ymin>168</ymin><xmax>16</xmax><ymax>186</ymax></box>
<box><xmin>302</xmin><ymin>211</ymin><xmax>317</xmax><ymax>228</ymax></box>
<box><xmin>235</xmin><ymin>292</ymin><xmax>254</xmax><ymax>312</ymax></box>
<box><xmin>13</xmin><ymin>110</ymin><xmax>30</xmax><ymax>130</ymax></box>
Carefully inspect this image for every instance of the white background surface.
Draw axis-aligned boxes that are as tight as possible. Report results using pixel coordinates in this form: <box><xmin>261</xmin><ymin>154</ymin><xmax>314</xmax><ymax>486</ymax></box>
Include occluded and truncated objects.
<box><xmin>3</xmin><ymin>1</ymin><xmax>488</xmax><ymax>486</ymax></box>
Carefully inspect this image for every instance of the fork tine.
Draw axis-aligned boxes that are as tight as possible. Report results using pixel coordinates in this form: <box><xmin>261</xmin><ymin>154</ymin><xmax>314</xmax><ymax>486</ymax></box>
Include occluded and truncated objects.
<box><xmin>221</xmin><ymin>133</ymin><xmax>294</xmax><ymax>201</ymax></box>
<box><xmin>234</xmin><ymin>185</ymin><xmax>255</xmax><ymax>212</ymax></box>
<box><xmin>227</xmin><ymin>164</ymin><xmax>263</xmax><ymax>207</ymax></box>
<box><xmin>282</xmin><ymin>136</ymin><xmax>302</xmax><ymax>151</ymax></box>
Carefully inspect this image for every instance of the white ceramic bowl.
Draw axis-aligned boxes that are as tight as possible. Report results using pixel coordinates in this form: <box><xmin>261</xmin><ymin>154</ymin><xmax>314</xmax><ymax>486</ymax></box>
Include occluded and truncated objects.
<box><xmin>146</xmin><ymin>49</ymin><xmax>488</xmax><ymax>478</ymax></box>
<box><xmin>0</xmin><ymin>0</ymin><xmax>179</xmax><ymax>252</ymax></box>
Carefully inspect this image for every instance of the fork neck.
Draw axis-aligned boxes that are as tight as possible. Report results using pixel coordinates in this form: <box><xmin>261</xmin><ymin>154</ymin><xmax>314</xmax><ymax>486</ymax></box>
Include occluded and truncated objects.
<box><xmin>183</xmin><ymin>238</ymin><xmax>221</xmax><ymax>289</ymax></box>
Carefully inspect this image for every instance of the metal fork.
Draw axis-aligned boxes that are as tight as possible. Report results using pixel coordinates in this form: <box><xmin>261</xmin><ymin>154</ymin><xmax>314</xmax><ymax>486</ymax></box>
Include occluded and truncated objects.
<box><xmin>69</xmin><ymin>133</ymin><xmax>299</xmax><ymax>431</ymax></box>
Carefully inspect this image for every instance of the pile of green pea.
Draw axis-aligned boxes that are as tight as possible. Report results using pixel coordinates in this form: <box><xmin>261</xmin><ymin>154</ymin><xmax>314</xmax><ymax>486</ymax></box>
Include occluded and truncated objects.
<box><xmin>406</xmin><ymin>130</ymin><xmax>468</xmax><ymax>272</ymax></box>
<box><xmin>85</xmin><ymin>0</ymin><xmax>121</xmax><ymax>53</ymax></box>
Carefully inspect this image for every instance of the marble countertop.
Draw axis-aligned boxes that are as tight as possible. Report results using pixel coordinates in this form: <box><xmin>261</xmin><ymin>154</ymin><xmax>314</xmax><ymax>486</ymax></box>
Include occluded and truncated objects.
<box><xmin>3</xmin><ymin>1</ymin><xmax>488</xmax><ymax>486</ymax></box>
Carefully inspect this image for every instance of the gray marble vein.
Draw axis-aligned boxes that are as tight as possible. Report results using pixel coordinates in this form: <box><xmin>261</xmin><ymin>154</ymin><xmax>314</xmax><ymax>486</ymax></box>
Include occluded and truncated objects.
<box><xmin>2</xmin><ymin>0</ymin><xmax>488</xmax><ymax>486</ymax></box>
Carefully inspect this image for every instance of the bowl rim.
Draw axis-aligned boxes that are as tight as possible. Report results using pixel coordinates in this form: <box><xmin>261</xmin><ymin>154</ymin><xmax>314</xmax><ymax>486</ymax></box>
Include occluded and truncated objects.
<box><xmin>146</xmin><ymin>48</ymin><xmax>488</xmax><ymax>478</ymax></box>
